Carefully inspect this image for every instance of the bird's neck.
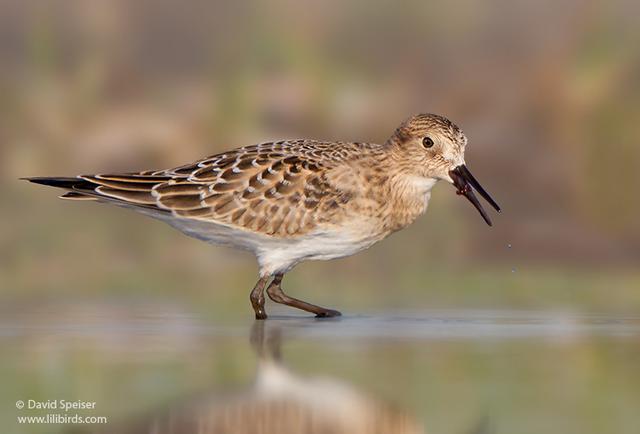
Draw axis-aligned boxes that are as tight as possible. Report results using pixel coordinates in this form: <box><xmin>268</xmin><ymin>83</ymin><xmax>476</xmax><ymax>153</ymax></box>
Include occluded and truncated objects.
<box><xmin>383</xmin><ymin>173</ymin><xmax>438</xmax><ymax>232</ymax></box>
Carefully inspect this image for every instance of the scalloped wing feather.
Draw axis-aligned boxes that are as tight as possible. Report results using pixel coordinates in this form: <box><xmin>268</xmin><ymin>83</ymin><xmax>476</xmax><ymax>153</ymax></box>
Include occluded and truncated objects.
<box><xmin>65</xmin><ymin>140</ymin><xmax>369</xmax><ymax>237</ymax></box>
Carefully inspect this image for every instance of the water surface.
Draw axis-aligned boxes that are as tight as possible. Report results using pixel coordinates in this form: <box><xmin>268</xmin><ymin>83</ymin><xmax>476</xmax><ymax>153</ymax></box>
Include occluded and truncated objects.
<box><xmin>1</xmin><ymin>301</ymin><xmax>639</xmax><ymax>433</ymax></box>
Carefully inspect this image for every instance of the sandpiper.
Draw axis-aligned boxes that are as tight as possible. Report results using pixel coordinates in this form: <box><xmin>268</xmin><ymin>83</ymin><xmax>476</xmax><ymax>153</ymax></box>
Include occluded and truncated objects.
<box><xmin>25</xmin><ymin>113</ymin><xmax>500</xmax><ymax>319</ymax></box>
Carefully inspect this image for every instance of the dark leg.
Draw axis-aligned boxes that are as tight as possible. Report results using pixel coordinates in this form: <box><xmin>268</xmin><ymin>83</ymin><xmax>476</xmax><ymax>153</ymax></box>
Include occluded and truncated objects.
<box><xmin>266</xmin><ymin>274</ymin><xmax>341</xmax><ymax>318</ymax></box>
<box><xmin>250</xmin><ymin>275</ymin><xmax>270</xmax><ymax>320</ymax></box>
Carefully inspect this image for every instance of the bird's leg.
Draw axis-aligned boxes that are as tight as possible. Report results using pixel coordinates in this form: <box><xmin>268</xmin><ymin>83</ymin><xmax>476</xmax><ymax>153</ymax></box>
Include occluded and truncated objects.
<box><xmin>250</xmin><ymin>275</ymin><xmax>270</xmax><ymax>320</ymax></box>
<box><xmin>266</xmin><ymin>274</ymin><xmax>342</xmax><ymax>318</ymax></box>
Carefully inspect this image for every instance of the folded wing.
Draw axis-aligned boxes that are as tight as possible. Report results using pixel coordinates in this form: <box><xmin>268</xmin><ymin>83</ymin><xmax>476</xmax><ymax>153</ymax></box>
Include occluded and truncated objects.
<box><xmin>26</xmin><ymin>140</ymin><xmax>355</xmax><ymax>237</ymax></box>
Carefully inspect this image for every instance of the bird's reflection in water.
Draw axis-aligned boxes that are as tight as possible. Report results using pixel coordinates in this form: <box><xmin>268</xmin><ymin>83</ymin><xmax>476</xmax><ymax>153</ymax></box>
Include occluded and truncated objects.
<box><xmin>107</xmin><ymin>321</ymin><xmax>424</xmax><ymax>434</ymax></box>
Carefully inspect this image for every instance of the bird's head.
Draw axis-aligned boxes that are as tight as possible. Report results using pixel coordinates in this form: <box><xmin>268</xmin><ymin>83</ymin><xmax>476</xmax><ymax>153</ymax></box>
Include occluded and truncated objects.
<box><xmin>386</xmin><ymin>113</ymin><xmax>500</xmax><ymax>225</ymax></box>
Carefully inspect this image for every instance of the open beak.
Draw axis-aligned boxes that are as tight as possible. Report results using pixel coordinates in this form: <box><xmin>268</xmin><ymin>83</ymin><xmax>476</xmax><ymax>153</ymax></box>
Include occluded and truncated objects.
<box><xmin>449</xmin><ymin>165</ymin><xmax>501</xmax><ymax>226</ymax></box>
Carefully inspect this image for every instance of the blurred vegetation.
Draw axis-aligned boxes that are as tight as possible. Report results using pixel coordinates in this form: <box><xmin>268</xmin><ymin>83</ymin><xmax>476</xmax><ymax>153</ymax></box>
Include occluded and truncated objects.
<box><xmin>1</xmin><ymin>0</ymin><xmax>640</xmax><ymax>307</ymax></box>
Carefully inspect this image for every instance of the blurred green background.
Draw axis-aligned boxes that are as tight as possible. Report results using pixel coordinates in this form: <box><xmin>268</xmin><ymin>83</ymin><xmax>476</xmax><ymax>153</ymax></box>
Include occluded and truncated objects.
<box><xmin>1</xmin><ymin>0</ymin><xmax>639</xmax><ymax>312</ymax></box>
<box><xmin>1</xmin><ymin>1</ymin><xmax>640</xmax><ymax>433</ymax></box>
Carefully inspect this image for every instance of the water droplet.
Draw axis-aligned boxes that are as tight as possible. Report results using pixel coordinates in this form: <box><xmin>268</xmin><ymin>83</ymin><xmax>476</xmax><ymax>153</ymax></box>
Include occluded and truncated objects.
<box><xmin>507</xmin><ymin>244</ymin><xmax>512</xmax><ymax>249</ymax></box>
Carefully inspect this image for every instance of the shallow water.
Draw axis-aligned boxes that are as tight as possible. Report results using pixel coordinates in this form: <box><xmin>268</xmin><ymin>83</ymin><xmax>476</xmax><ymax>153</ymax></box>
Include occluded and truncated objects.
<box><xmin>1</xmin><ymin>301</ymin><xmax>639</xmax><ymax>433</ymax></box>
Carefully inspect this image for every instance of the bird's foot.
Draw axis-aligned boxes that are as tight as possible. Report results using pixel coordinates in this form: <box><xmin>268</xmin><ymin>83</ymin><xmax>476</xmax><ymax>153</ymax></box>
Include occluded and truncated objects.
<box><xmin>315</xmin><ymin>309</ymin><xmax>342</xmax><ymax>318</ymax></box>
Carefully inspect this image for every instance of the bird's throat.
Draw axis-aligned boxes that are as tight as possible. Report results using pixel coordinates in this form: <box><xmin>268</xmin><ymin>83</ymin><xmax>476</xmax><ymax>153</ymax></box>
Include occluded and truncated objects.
<box><xmin>383</xmin><ymin>175</ymin><xmax>437</xmax><ymax>232</ymax></box>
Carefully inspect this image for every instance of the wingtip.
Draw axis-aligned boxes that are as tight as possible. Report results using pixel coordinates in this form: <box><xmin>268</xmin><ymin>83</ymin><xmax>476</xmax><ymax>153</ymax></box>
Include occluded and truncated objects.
<box><xmin>21</xmin><ymin>176</ymin><xmax>81</xmax><ymax>188</ymax></box>
<box><xmin>21</xmin><ymin>177</ymin><xmax>49</xmax><ymax>185</ymax></box>
<box><xmin>59</xmin><ymin>192</ymin><xmax>97</xmax><ymax>201</ymax></box>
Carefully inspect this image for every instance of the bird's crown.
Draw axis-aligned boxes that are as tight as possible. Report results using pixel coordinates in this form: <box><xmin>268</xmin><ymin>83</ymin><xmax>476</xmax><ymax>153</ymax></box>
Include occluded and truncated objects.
<box><xmin>387</xmin><ymin>113</ymin><xmax>467</xmax><ymax>147</ymax></box>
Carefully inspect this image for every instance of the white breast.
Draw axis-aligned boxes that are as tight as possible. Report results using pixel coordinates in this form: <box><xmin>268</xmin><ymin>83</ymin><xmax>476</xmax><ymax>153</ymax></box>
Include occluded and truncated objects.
<box><xmin>255</xmin><ymin>226</ymin><xmax>383</xmax><ymax>275</ymax></box>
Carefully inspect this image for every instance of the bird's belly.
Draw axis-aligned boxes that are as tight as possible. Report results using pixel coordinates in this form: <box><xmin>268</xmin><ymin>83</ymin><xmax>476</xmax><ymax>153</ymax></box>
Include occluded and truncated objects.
<box><xmin>256</xmin><ymin>225</ymin><xmax>386</xmax><ymax>275</ymax></box>
<box><xmin>159</xmin><ymin>213</ymin><xmax>386</xmax><ymax>275</ymax></box>
<box><xmin>159</xmin><ymin>214</ymin><xmax>269</xmax><ymax>252</ymax></box>
<box><xmin>299</xmin><ymin>230</ymin><xmax>382</xmax><ymax>261</ymax></box>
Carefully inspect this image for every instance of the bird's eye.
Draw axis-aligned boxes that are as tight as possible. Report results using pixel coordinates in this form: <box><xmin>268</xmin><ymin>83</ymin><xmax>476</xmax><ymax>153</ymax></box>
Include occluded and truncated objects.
<box><xmin>422</xmin><ymin>137</ymin><xmax>434</xmax><ymax>148</ymax></box>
